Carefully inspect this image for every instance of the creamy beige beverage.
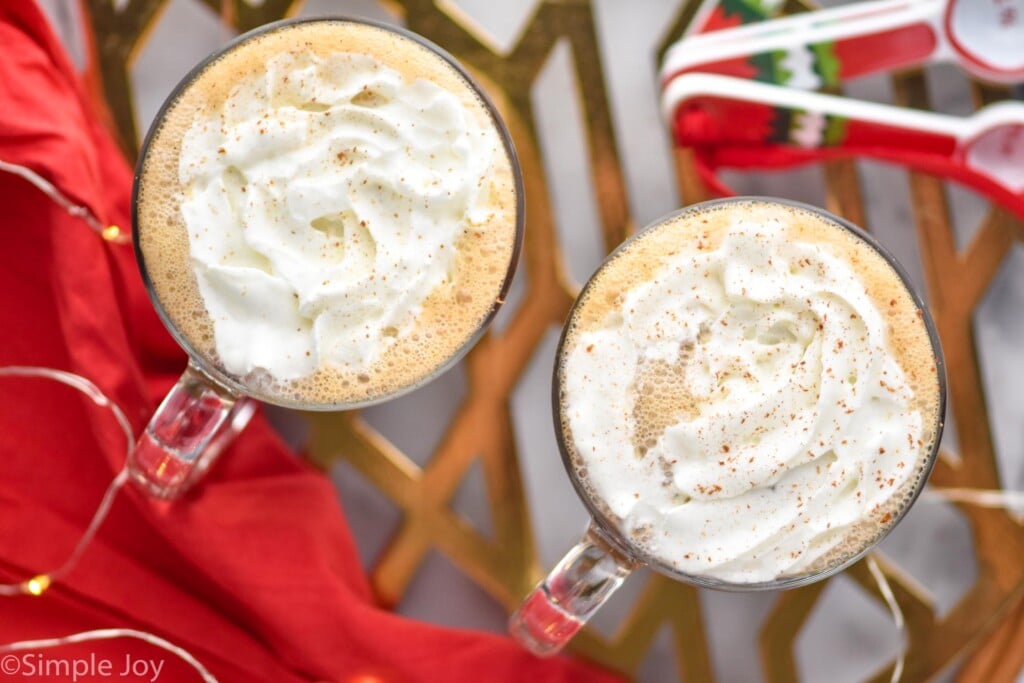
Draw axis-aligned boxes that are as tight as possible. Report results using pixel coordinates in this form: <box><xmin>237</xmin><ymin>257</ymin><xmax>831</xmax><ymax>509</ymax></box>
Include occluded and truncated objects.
<box><xmin>135</xmin><ymin>19</ymin><xmax>519</xmax><ymax>407</ymax></box>
<box><xmin>558</xmin><ymin>199</ymin><xmax>942</xmax><ymax>584</ymax></box>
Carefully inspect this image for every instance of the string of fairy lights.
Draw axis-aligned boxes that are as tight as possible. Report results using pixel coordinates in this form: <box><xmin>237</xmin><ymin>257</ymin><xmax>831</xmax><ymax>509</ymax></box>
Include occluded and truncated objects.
<box><xmin>0</xmin><ymin>367</ymin><xmax>131</xmax><ymax>598</ymax></box>
<box><xmin>0</xmin><ymin>161</ymin><xmax>217</xmax><ymax>681</ymax></box>
<box><xmin>1</xmin><ymin>157</ymin><xmax>1022</xmax><ymax>681</ymax></box>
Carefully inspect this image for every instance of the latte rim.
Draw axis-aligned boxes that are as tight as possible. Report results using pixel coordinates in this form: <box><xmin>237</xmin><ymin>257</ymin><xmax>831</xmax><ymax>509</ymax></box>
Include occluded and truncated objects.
<box><xmin>132</xmin><ymin>16</ymin><xmax>525</xmax><ymax>410</ymax></box>
<box><xmin>552</xmin><ymin>196</ymin><xmax>947</xmax><ymax>591</ymax></box>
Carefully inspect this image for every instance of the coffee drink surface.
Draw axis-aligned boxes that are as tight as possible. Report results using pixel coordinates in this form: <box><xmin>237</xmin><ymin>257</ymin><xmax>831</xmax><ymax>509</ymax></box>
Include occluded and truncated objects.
<box><xmin>558</xmin><ymin>199</ymin><xmax>942</xmax><ymax>584</ymax></box>
<box><xmin>136</xmin><ymin>20</ymin><xmax>519</xmax><ymax>407</ymax></box>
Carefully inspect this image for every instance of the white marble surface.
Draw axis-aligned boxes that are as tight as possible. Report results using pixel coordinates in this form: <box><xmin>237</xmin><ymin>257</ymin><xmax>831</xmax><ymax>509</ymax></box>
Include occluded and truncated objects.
<box><xmin>36</xmin><ymin>0</ymin><xmax>1024</xmax><ymax>680</ymax></box>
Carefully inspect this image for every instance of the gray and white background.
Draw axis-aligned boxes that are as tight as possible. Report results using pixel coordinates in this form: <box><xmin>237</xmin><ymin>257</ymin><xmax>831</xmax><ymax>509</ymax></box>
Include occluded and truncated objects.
<box><xmin>37</xmin><ymin>0</ymin><xmax>1024</xmax><ymax>680</ymax></box>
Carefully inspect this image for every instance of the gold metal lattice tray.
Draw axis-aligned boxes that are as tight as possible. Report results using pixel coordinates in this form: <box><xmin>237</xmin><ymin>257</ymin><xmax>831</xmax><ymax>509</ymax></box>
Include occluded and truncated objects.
<box><xmin>82</xmin><ymin>0</ymin><xmax>1024</xmax><ymax>680</ymax></box>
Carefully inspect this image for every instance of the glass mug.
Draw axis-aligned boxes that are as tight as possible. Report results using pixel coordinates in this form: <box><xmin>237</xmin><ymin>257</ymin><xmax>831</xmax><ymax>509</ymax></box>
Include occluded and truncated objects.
<box><xmin>130</xmin><ymin>17</ymin><xmax>523</xmax><ymax>499</ymax></box>
<box><xmin>510</xmin><ymin>198</ymin><xmax>946</xmax><ymax>656</ymax></box>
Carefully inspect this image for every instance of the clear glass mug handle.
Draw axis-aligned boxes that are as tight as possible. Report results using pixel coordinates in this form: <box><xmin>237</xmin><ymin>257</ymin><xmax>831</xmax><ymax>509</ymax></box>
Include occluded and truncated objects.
<box><xmin>127</xmin><ymin>360</ymin><xmax>255</xmax><ymax>500</ymax></box>
<box><xmin>509</xmin><ymin>524</ymin><xmax>636</xmax><ymax>657</ymax></box>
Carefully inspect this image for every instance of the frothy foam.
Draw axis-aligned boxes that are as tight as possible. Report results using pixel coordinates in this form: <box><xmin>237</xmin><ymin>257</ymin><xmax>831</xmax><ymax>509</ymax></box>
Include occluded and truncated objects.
<box><xmin>559</xmin><ymin>200</ymin><xmax>941</xmax><ymax>584</ymax></box>
<box><xmin>136</xmin><ymin>21</ymin><xmax>519</xmax><ymax>407</ymax></box>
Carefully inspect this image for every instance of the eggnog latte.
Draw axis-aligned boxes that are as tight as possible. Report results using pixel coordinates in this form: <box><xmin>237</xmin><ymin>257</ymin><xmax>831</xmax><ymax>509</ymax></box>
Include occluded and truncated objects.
<box><xmin>557</xmin><ymin>199</ymin><xmax>942</xmax><ymax>584</ymax></box>
<box><xmin>135</xmin><ymin>19</ymin><xmax>520</xmax><ymax>408</ymax></box>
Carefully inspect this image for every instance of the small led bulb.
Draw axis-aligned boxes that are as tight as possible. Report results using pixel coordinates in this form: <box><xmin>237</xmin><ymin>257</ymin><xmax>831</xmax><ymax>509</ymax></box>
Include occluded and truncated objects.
<box><xmin>24</xmin><ymin>575</ymin><xmax>51</xmax><ymax>596</ymax></box>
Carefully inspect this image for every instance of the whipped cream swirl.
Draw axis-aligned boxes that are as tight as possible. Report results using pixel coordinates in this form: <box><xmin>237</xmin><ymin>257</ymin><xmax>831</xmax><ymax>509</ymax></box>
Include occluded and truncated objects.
<box><xmin>178</xmin><ymin>51</ymin><xmax>498</xmax><ymax>380</ymax></box>
<box><xmin>564</xmin><ymin>220</ymin><xmax>925</xmax><ymax>583</ymax></box>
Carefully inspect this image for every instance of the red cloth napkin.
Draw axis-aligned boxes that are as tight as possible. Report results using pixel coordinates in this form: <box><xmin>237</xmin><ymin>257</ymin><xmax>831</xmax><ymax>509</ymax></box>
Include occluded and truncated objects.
<box><xmin>0</xmin><ymin>2</ymin><xmax>621</xmax><ymax>681</ymax></box>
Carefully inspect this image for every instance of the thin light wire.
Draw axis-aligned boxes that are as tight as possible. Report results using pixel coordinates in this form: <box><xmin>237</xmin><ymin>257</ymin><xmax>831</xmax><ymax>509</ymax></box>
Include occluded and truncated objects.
<box><xmin>49</xmin><ymin>469</ymin><xmax>129</xmax><ymax>584</ymax></box>
<box><xmin>866</xmin><ymin>555</ymin><xmax>905</xmax><ymax>683</ymax></box>
<box><xmin>0</xmin><ymin>160</ymin><xmax>128</xmax><ymax>243</ymax></box>
<box><xmin>0</xmin><ymin>629</ymin><xmax>218</xmax><ymax>683</ymax></box>
<box><xmin>924</xmin><ymin>487</ymin><xmax>1024</xmax><ymax>512</ymax></box>
<box><xmin>0</xmin><ymin>366</ymin><xmax>135</xmax><ymax>443</ymax></box>
<box><xmin>0</xmin><ymin>367</ymin><xmax>132</xmax><ymax>596</ymax></box>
